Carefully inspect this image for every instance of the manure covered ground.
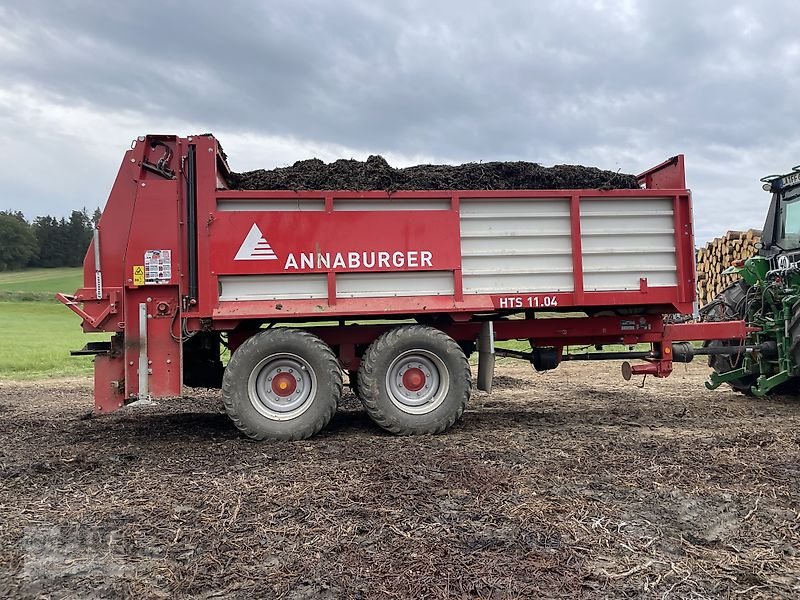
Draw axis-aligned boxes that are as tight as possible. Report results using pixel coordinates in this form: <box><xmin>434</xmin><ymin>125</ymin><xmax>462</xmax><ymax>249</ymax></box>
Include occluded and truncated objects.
<box><xmin>1</xmin><ymin>362</ymin><xmax>799</xmax><ymax>599</ymax></box>
<box><xmin>228</xmin><ymin>156</ymin><xmax>641</xmax><ymax>192</ymax></box>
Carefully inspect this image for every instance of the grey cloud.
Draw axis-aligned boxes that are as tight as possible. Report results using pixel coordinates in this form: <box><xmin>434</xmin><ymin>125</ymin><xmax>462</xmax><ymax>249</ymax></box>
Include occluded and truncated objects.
<box><xmin>3</xmin><ymin>1</ymin><xmax>790</xmax><ymax>154</ymax></box>
<box><xmin>0</xmin><ymin>0</ymin><xmax>799</xmax><ymax>240</ymax></box>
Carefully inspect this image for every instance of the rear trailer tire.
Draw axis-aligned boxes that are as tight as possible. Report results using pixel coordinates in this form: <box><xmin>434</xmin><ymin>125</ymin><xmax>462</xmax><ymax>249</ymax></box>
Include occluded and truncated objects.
<box><xmin>704</xmin><ymin>281</ymin><xmax>757</xmax><ymax>396</ymax></box>
<box><xmin>358</xmin><ymin>325</ymin><xmax>471</xmax><ymax>435</ymax></box>
<box><xmin>222</xmin><ymin>329</ymin><xmax>342</xmax><ymax>440</ymax></box>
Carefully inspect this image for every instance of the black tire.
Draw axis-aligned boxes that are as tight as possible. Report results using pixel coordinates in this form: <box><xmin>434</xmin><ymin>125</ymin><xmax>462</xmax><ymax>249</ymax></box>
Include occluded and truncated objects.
<box><xmin>703</xmin><ymin>281</ymin><xmax>757</xmax><ymax>395</ymax></box>
<box><xmin>357</xmin><ymin>325</ymin><xmax>471</xmax><ymax>435</ymax></box>
<box><xmin>781</xmin><ymin>300</ymin><xmax>800</xmax><ymax>395</ymax></box>
<box><xmin>222</xmin><ymin>328</ymin><xmax>342</xmax><ymax>440</ymax></box>
<box><xmin>789</xmin><ymin>300</ymin><xmax>800</xmax><ymax>363</ymax></box>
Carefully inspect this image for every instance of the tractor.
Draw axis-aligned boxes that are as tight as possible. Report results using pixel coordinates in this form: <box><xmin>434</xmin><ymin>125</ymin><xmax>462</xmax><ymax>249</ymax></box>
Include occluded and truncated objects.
<box><xmin>704</xmin><ymin>164</ymin><xmax>800</xmax><ymax>396</ymax></box>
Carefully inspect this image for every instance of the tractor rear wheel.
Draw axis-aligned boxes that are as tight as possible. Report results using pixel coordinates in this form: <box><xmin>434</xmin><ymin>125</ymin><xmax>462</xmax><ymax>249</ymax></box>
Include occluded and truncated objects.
<box><xmin>704</xmin><ymin>281</ymin><xmax>758</xmax><ymax>395</ymax></box>
<box><xmin>782</xmin><ymin>300</ymin><xmax>800</xmax><ymax>395</ymax></box>
<box><xmin>357</xmin><ymin>325</ymin><xmax>471</xmax><ymax>435</ymax></box>
<box><xmin>222</xmin><ymin>328</ymin><xmax>342</xmax><ymax>440</ymax></box>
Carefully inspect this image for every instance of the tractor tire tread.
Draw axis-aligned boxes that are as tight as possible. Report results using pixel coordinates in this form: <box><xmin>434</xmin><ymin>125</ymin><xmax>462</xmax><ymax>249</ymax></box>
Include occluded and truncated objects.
<box><xmin>706</xmin><ymin>282</ymin><xmax>757</xmax><ymax>396</ymax></box>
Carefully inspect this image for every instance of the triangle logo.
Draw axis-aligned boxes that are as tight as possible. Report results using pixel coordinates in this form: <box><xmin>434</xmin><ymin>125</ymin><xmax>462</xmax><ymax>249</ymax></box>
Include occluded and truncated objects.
<box><xmin>234</xmin><ymin>223</ymin><xmax>278</xmax><ymax>261</ymax></box>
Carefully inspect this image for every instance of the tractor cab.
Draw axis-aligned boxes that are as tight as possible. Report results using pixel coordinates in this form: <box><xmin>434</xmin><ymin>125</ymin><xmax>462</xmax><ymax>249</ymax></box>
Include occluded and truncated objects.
<box><xmin>760</xmin><ymin>166</ymin><xmax>800</xmax><ymax>259</ymax></box>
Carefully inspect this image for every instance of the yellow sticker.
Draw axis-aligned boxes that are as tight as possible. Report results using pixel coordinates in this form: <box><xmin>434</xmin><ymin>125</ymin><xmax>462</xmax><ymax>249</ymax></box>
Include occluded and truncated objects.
<box><xmin>133</xmin><ymin>265</ymin><xmax>145</xmax><ymax>286</ymax></box>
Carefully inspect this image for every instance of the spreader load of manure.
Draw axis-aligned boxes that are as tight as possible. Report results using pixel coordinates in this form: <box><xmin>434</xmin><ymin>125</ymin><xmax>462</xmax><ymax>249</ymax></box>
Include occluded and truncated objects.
<box><xmin>227</xmin><ymin>155</ymin><xmax>641</xmax><ymax>191</ymax></box>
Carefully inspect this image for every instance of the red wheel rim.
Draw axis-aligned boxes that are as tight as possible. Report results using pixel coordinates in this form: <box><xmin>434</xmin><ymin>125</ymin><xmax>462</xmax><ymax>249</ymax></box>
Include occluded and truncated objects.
<box><xmin>402</xmin><ymin>367</ymin><xmax>426</xmax><ymax>392</ymax></box>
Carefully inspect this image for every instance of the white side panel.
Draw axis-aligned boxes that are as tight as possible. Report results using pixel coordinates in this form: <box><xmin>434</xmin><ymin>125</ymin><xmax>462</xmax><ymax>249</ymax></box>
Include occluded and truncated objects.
<box><xmin>460</xmin><ymin>198</ymin><xmax>574</xmax><ymax>293</ymax></box>
<box><xmin>334</xmin><ymin>199</ymin><xmax>450</xmax><ymax>211</ymax></box>
<box><xmin>462</xmin><ymin>272</ymin><xmax>575</xmax><ymax>294</ymax></box>
<box><xmin>219</xmin><ymin>272</ymin><xmax>454</xmax><ymax>301</ymax></box>
<box><xmin>217</xmin><ymin>199</ymin><xmax>325</xmax><ymax>212</ymax></box>
<box><xmin>218</xmin><ymin>274</ymin><xmax>327</xmax><ymax>301</ymax></box>
<box><xmin>580</xmin><ymin>198</ymin><xmax>677</xmax><ymax>291</ymax></box>
<box><xmin>337</xmin><ymin>271</ymin><xmax>454</xmax><ymax>298</ymax></box>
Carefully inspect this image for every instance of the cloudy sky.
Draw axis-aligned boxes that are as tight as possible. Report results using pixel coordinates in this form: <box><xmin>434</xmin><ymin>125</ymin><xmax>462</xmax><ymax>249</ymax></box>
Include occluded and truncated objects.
<box><xmin>1</xmin><ymin>0</ymin><xmax>798</xmax><ymax>242</ymax></box>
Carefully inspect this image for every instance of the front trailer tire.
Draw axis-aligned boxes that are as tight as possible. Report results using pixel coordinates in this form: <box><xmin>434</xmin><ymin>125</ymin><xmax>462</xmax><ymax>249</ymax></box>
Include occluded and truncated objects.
<box><xmin>358</xmin><ymin>325</ymin><xmax>471</xmax><ymax>435</ymax></box>
<box><xmin>222</xmin><ymin>328</ymin><xmax>342</xmax><ymax>440</ymax></box>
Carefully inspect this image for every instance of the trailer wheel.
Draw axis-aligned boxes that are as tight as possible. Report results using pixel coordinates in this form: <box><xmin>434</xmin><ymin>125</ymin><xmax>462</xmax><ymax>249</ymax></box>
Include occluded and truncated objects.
<box><xmin>704</xmin><ymin>281</ymin><xmax>758</xmax><ymax>395</ymax></box>
<box><xmin>222</xmin><ymin>329</ymin><xmax>341</xmax><ymax>440</ymax></box>
<box><xmin>358</xmin><ymin>325</ymin><xmax>471</xmax><ymax>435</ymax></box>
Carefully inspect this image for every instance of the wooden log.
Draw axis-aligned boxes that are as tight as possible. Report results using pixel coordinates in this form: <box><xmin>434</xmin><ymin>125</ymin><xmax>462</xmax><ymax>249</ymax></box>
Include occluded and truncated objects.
<box><xmin>695</xmin><ymin>229</ymin><xmax>761</xmax><ymax>305</ymax></box>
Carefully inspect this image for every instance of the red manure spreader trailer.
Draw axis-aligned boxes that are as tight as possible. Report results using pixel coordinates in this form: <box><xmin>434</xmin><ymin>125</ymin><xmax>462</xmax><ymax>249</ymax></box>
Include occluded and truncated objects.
<box><xmin>60</xmin><ymin>134</ymin><xmax>748</xmax><ymax>439</ymax></box>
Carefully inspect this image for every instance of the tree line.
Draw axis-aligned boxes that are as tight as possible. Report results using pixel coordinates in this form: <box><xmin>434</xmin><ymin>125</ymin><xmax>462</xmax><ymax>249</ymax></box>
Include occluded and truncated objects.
<box><xmin>0</xmin><ymin>208</ymin><xmax>101</xmax><ymax>271</ymax></box>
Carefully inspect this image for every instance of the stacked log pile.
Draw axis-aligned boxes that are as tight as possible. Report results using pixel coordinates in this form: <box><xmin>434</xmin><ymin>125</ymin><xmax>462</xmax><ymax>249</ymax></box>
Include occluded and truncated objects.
<box><xmin>696</xmin><ymin>230</ymin><xmax>761</xmax><ymax>305</ymax></box>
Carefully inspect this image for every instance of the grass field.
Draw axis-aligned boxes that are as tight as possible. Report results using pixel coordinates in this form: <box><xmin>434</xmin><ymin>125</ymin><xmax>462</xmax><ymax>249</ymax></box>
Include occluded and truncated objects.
<box><xmin>0</xmin><ymin>302</ymin><xmax>107</xmax><ymax>379</ymax></box>
<box><xmin>0</xmin><ymin>268</ymin><xmax>104</xmax><ymax>379</ymax></box>
<box><xmin>0</xmin><ymin>267</ymin><xmax>83</xmax><ymax>301</ymax></box>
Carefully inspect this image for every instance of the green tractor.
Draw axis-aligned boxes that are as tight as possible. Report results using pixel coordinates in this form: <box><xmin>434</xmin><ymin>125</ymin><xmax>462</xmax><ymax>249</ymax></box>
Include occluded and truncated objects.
<box><xmin>703</xmin><ymin>165</ymin><xmax>800</xmax><ymax>396</ymax></box>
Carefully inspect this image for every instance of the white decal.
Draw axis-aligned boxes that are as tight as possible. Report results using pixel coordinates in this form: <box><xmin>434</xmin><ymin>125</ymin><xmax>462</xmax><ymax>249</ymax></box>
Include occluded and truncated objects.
<box><xmin>235</xmin><ymin>224</ymin><xmax>278</xmax><ymax>261</ymax></box>
<box><xmin>235</xmin><ymin>223</ymin><xmax>436</xmax><ymax>269</ymax></box>
<box><xmin>282</xmin><ymin>251</ymin><xmax>433</xmax><ymax>270</ymax></box>
<box><xmin>144</xmin><ymin>249</ymin><xmax>172</xmax><ymax>284</ymax></box>
<box><xmin>497</xmin><ymin>295</ymin><xmax>558</xmax><ymax>309</ymax></box>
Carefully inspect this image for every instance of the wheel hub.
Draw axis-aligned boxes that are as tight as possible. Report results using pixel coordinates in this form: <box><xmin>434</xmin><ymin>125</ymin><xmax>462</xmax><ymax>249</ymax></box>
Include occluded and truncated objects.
<box><xmin>401</xmin><ymin>367</ymin><xmax>426</xmax><ymax>391</ymax></box>
<box><xmin>247</xmin><ymin>353</ymin><xmax>316</xmax><ymax>421</ymax></box>
<box><xmin>271</xmin><ymin>371</ymin><xmax>297</xmax><ymax>397</ymax></box>
<box><xmin>386</xmin><ymin>350</ymin><xmax>450</xmax><ymax>415</ymax></box>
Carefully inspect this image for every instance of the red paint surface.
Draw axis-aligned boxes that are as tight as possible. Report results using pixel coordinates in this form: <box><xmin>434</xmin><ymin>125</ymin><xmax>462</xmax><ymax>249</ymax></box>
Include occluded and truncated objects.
<box><xmin>210</xmin><ymin>210</ymin><xmax>461</xmax><ymax>275</ymax></box>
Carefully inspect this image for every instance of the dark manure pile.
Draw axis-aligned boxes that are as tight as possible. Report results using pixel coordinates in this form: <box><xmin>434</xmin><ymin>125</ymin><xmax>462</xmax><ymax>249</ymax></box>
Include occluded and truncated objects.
<box><xmin>228</xmin><ymin>155</ymin><xmax>641</xmax><ymax>191</ymax></box>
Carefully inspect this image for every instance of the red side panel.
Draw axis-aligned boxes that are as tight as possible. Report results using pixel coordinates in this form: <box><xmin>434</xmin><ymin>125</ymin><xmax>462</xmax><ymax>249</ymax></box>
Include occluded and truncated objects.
<box><xmin>122</xmin><ymin>288</ymin><xmax>182</xmax><ymax>400</ymax></box>
<box><xmin>209</xmin><ymin>210</ymin><xmax>461</xmax><ymax>275</ymax></box>
<box><xmin>73</xmin><ymin>136</ymin><xmax>184</xmax><ymax>401</ymax></box>
<box><xmin>82</xmin><ymin>147</ymin><xmax>143</xmax><ymax>290</ymax></box>
<box><xmin>637</xmin><ymin>155</ymin><xmax>686</xmax><ymax>190</ymax></box>
<box><xmin>122</xmin><ymin>174</ymin><xmax>183</xmax><ymax>400</ymax></box>
<box><xmin>94</xmin><ymin>354</ymin><xmax>125</xmax><ymax>414</ymax></box>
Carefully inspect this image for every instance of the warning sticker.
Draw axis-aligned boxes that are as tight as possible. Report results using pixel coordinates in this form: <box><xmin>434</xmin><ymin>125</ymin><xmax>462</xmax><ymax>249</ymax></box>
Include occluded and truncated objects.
<box><xmin>133</xmin><ymin>265</ymin><xmax>145</xmax><ymax>286</ymax></box>
<box><xmin>144</xmin><ymin>250</ymin><xmax>172</xmax><ymax>284</ymax></box>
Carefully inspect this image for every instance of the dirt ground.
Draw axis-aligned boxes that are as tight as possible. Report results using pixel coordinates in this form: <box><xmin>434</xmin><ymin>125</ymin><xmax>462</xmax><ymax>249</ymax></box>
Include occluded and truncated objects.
<box><xmin>1</xmin><ymin>361</ymin><xmax>799</xmax><ymax>599</ymax></box>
